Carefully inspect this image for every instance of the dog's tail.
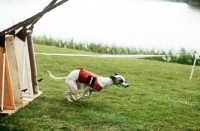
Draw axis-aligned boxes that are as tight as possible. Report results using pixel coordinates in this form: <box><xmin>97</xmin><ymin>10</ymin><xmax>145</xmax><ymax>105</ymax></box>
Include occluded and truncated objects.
<box><xmin>48</xmin><ymin>71</ymin><xmax>67</xmax><ymax>80</ymax></box>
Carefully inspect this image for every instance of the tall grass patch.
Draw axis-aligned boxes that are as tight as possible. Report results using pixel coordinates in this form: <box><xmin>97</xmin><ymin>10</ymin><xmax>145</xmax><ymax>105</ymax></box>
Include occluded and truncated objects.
<box><xmin>33</xmin><ymin>35</ymin><xmax>199</xmax><ymax>65</ymax></box>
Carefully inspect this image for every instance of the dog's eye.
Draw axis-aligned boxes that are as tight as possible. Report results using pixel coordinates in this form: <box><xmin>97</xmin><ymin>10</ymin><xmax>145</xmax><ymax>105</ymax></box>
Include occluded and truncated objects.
<box><xmin>119</xmin><ymin>79</ymin><xmax>124</xmax><ymax>83</ymax></box>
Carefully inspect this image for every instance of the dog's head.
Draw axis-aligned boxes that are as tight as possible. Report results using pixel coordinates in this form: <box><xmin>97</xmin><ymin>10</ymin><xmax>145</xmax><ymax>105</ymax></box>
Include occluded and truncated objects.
<box><xmin>110</xmin><ymin>72</ymin><xmax>129</xmax><ymax>88</ymax></box>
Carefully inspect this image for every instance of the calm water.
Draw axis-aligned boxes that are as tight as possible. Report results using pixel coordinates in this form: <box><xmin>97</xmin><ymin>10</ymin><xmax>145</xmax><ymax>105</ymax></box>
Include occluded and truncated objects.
<box><xmin>0</xmin><ymin>0</ymin><xmax>200</xmax><ymax>51</ymax></box>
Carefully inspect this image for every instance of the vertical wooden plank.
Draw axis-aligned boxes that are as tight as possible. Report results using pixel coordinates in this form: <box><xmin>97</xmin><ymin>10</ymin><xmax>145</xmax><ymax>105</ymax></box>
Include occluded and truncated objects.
<box><xmin>0</xmin><ymin>47</ymin><xmax>15</xmax><ymax>110</ymax></box>
<box><xmin>5</xmin><ymin>35</ymin><xmax>23</xmax><ymax>105</ymax></box>
<box><xmin>4</xmin><ymin>53</ymin><xmax>15</xmax><ymax>109</ymax></box>
<box><xmin>24</xmin><ymin>46</ymin><xmax>34</xmax><ymax>97</ymax></box>
<box><xmin>15</xmin><ymin>37</ymin><xmax>33</xmax><ymax>98</ymax></box>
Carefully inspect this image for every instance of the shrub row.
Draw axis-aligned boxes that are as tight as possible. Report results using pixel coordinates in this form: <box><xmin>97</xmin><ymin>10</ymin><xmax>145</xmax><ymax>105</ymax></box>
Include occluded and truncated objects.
<box><xmin>33</xmin><ymin>35</ymin><xmax>199</xmax><ymax>65</ymax></box>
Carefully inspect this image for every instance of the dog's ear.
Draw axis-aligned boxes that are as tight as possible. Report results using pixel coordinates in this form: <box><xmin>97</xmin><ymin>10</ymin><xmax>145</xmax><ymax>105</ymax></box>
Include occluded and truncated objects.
<box><xmin>110</xmin><ymin>76</ymin><xmax>116</xmax><ymax>80</ymax></box>
<box><xmin>114</xmin><ymin>72</ymin><xmax>119</xmax><ymax>75</ymax></box>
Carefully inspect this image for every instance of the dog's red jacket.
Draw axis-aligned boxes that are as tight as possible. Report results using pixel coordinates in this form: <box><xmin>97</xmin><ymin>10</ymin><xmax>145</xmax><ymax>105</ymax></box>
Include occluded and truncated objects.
<box><xmin>77</xmin><ymin>68</ymin><xmax>102</xmax><ymax>91</ymax></box>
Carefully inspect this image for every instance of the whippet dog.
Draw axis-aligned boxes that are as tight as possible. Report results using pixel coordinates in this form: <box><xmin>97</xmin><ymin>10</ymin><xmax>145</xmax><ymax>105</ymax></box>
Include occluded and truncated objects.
<box><xmin>48</xmin><ymin>68</ymin><xmax>129</xmax><ymax>101</ymax></box>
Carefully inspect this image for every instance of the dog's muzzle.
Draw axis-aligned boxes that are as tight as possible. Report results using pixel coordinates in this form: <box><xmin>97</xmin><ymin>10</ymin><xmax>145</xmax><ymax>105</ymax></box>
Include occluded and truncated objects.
<box><xmin>125</xmin><ymin>84</ymin><xmax>129</xmax><ymax>88</ymax></box>
<box><xmin>121</xmin><ymin>82</ymin><xmax>129</xmax><ymax>88</ymax></box>
<box><xmin>124</xmin><ymin>84</ymin><xmax>129</xmax><ymax>88</ymax></box>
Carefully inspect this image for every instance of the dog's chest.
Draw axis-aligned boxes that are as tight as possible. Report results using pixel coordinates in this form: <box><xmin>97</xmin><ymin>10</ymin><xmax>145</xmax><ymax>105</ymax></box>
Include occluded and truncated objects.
<box><xmin>77</xmin><ymin>68</ymin><xmax>102</xmax><ymax>91</ymax></box>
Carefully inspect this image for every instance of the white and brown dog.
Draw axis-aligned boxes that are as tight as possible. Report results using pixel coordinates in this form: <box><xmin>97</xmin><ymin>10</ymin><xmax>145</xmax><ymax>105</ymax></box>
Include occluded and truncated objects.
<box><xmin>48</xmin><ymin>68</ymin><xmax>129</xmax><ymax>101</ymax></box>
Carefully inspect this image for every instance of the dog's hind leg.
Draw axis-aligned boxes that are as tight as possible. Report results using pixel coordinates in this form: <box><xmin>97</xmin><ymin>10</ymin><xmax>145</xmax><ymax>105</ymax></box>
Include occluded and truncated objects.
<box><xmin>64</xmin><ymin>79</ymin><xmax>78</xmax><ymax>102</ymax></box>
<box><xmin>63</xmin><ymin>91</ymin><xmax>74</xmax><ymax>102</ymax></box>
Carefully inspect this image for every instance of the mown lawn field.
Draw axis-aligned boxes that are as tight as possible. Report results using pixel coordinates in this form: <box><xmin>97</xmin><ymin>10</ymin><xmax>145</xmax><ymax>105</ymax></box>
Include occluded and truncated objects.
<box><xmin>0</xmin><ymin>44</ymin><xmax>200</xmax><ymax>131</ymax></box>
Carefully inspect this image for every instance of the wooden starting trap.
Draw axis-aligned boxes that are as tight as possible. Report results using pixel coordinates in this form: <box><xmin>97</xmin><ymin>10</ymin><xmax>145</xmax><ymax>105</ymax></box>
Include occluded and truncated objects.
<box><xmin>0</xmin><ymin>34</ymin><xmax>41</xmax><ymax>116</ymax></box>
<box><xmin>0</xmin><ymin>0</ymin><xmax>68</xmax><ymax>116</ymax></box>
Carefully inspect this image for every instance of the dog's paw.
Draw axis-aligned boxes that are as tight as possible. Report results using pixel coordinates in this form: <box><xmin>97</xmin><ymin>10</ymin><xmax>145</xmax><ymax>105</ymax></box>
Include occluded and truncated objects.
<box><xmin>65</xmin><ymin>97</ymin><xmax>73</xmax><ymax>102</ymax></box>
<box><xmin>75</xmin><ymin>96</ymin><xmax>83</xmax><ymax>101</ymax></box>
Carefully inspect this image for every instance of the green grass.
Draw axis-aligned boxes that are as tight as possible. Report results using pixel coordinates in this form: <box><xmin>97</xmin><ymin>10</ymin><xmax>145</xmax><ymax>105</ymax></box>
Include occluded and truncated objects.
<box><xmin>1</xmin><ymin>44</ymin><xmax>200</xmax><ymax>130</ymax></box>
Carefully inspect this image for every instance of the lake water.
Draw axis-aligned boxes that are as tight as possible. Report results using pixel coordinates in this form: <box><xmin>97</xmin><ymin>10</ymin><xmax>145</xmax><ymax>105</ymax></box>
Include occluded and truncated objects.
<box><xmin>0</xmin><ymin>0</ymin><xmax>200</xmax><ymax>52</ymax></box>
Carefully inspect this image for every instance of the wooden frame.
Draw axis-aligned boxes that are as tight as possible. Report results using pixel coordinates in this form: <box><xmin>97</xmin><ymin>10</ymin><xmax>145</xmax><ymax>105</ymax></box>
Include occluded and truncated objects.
<box><xmin>0</xmin><ymin>35</ymin><xmax>42</xmax><ymax>116</ymax></box>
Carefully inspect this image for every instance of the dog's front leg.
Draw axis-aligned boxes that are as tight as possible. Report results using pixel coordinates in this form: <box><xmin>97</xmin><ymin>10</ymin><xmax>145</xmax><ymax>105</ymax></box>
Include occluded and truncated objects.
<box><xmin>84</xmin><ymin>90</ymin><xmax>93</xmax><ymax>98</ymax></box>
<box><xmin>75</xmin><ymin>88</ymin><xmax>89</xmax><ymax>101</ymax></box>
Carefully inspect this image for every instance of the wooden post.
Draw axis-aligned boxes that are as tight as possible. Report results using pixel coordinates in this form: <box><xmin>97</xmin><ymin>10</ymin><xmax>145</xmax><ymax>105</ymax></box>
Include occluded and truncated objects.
<box><xmin>27</xmin><ymin>31</ymin><xmax>38</xmax><ymax>94</ymax></box>
<box><xmin>1</xmin><ymin>48</ymin><xmax>6</xmax><ymax>111</ymax></box>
